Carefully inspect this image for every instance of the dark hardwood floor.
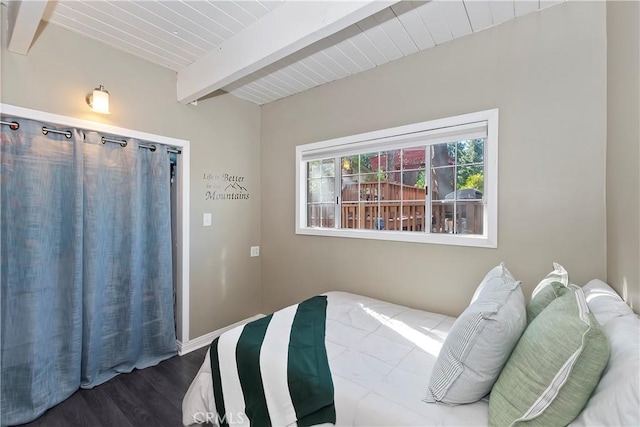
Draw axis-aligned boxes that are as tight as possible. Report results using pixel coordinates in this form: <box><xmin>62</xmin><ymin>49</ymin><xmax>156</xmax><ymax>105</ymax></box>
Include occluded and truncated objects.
<box><xmin>18</xmin><ymin>346</ymin><xmax>210</xmax><ymax>427</ymax></box>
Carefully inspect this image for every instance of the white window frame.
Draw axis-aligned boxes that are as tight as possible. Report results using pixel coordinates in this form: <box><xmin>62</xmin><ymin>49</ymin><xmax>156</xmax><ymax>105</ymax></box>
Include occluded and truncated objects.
<box><xmin>295</xmin><ymin>109</ymin><xmax>498</xmax><ymax>248</ymax></box>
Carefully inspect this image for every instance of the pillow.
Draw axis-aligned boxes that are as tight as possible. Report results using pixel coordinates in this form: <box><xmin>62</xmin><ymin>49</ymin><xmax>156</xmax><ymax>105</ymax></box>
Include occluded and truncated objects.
<box><xmin>526</xmin><ymin>263</ymin><xmax>570</xmax><ymax>324</ymax></box>
<box><xmin>570</xmin><ymin>314</ymin><xmax>640</xmax><ymax>427</ymax></box>
<box><xmin>489</xmin><ymin>285</ymin><xmax>610</xmax><ymax>427</ymax></box>
<box><xmin>425</xmin><ymin>263</ymin><xmax>526</xmax><ymax>404</ymax></box>
<box><xmin>582</xmin><ymin>279</ymin><xmax>633</xmax><ymax>326</ymax></box>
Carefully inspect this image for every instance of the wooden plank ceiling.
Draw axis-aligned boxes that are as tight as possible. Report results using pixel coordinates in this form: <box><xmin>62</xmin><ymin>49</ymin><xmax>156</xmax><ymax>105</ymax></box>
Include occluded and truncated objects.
<box><xmin>40</xmin><ymin>0</ymin><xmax>565</xmax><ymax>105</ymax></box>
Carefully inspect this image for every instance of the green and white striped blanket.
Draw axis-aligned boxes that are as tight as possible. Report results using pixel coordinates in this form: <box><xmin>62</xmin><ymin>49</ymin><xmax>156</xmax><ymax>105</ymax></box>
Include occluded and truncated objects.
<box><xmin>210</xmin><ymin>295</ymin><xmax>335</xmax><ymax>427</ymax></box>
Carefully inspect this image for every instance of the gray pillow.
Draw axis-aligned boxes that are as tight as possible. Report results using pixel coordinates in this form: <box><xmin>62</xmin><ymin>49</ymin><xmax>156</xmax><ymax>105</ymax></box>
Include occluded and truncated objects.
<box><xmin>424</xmin><ymin>263</ymin><xmax>526</xmax><ymax>404</ymax></box>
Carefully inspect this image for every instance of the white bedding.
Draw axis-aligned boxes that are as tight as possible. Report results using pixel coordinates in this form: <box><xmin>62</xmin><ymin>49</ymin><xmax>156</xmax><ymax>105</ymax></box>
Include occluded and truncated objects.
<box><xmin>183</xmin><ymin>291</ymin><xmax>489</xmax><ymax>426</ymax></box>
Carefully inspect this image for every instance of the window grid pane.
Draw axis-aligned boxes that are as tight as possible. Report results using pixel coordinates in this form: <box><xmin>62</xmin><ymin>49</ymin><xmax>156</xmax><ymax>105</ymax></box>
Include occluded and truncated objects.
<box><xmin>307</xmin><ymin>140</ymin><xmax>485</xmax><ymax>235</ymax></box>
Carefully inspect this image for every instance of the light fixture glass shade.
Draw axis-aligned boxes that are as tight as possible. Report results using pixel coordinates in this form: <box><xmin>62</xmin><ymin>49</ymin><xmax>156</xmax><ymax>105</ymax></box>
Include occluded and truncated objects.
<box><xmin>90</xmin><ymin>85</ymin><xmax>110</xmax><ymax>114</ymax></box>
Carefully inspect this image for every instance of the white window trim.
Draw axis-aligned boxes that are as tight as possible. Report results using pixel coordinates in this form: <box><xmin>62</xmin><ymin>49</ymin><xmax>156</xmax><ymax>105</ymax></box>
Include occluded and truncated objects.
<box><xmin>295</xmin><ymin>109</ymin><xmax>498</xmax><ymax>248</ymax></box>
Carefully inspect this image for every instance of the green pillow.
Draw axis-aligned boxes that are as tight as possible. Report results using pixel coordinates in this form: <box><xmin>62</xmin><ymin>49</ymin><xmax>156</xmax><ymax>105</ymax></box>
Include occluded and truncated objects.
<box><xmin>526</xmin><ymin>282</ymin><xmax>569</xmax><ymax>324</ymax></box>
<box><xmin>489</xmin><ymin>285</ymin><xmax>610</xmax><ymax>427</ymax></box>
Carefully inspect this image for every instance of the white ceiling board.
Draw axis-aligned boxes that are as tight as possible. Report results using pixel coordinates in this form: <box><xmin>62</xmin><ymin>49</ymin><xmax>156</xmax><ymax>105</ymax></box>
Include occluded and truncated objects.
<box><xmin>76</xmin><ymin>1</ymin><xmax>207</xmax><ymax>59</ymax></box>
<box><xmin>391</xmin><ymin>2</ymin><xmax>436</xmax><ymax>51</ymax></box>
<box><xmin>438</xmin><ymin>0</ymin><xmax>473</xmax><ymax>39</ymax></box>
<box><xmin>177</xmin><ymin>1</ymin><xmax>399</xmax><ymax>103</ymax></box>
<box><xmin>38</xmin><ymin>0</ymin><xmax>566</xmax><ymax>105</ymax></box>
<box><xmin>464</xmin><ymin>1</ymin><xmax>494</xmax><ymax>32</ymax></box>
<box><xmin>515</xmin><ymin>0</ymin><xmax>540</xmax><ymax>17</ymax></box>
<box><xmin>372</xmin><ymin>7</ymin><xmax>419</xmax><ymax>57</ymax></box>
<box><xmin>234</xmin><ymin>1</ymin><xmax>271</xmax><ymax>20</ymax></box>
<box><xmin>50</xmin><ymin>1</ymin><xmax>197</xmax><ymax>65</ymax></box>
<box><xmin>117</xmin><ymin>1</ymin><xmax>215</xmax><ymax>52</ymax></box>
<box><xmin>416</xmin><ymin>1</ymin><xmax>454</xmax><ymax>45</ymax></box>
<box><xmin>47</xmin><ymin>12</ymin><xmax>188</xmax><ymax>70</ymax></box>
<box><xmin>209</xmin><ymin>1</ymin><xmax>256</xmax><ymax>28</ymax></box>
<box><xmin>489</xmin><ymin>1</ymin><xmax>515</xmax><ymax>25</ymax></box>
<box><xmin>356</xmin><ymin>15</ymin><xmax>403</xmax><ymax>62</ymax></box>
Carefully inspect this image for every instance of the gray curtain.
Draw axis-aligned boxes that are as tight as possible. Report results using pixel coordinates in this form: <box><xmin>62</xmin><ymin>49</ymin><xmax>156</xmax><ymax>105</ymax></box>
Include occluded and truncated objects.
<box><xmin>1</xmin><ymin>118</ymin><xmax>177</xmax><ymax>425</ymax></box>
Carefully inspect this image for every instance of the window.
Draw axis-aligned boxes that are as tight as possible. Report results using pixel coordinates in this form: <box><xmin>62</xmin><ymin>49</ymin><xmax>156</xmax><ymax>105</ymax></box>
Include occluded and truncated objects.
<box><xmin>295</xmin><ymin>109</ymin><xmax>498</xmax><ymax>248</ymax></box>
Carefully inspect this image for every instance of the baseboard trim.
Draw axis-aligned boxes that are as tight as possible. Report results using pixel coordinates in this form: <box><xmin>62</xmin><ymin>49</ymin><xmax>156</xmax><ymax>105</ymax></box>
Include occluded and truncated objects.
<box><xmin>176</xmin><ymin>314</ymin><xmax>265</xmax><ymax>356</ymax></box>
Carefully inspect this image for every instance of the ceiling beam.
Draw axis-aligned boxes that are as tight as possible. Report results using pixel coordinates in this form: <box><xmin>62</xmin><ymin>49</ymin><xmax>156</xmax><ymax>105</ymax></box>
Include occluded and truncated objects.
<box><xmin>177</xmin><ymin>1</ymin><xmax>398</xmax><ymax>104</ymax></box>
<box><xmin>7</xmin><ymin>0</ymin><xmax>48</xmax><ymax>55</ymax></box>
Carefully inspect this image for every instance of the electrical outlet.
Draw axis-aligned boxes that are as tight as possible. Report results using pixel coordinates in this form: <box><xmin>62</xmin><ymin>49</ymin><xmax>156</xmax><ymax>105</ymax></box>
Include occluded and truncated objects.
<box><xmin>250</xmin><ymin>246</ymin><xmax>260</xmax><ymax>257</ymax></box>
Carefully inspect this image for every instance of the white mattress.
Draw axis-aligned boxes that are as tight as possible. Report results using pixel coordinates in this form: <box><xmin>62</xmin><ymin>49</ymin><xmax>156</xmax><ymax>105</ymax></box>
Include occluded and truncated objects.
<box><xmin>183</xmin><ymin>291</ymin><xmax>489</xmax><ymax>426</ymax></box>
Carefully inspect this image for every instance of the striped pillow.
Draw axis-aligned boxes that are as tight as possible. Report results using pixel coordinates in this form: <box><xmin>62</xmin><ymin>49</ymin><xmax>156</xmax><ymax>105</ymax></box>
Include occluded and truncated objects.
<box><xmin>425</xmin><ymin>264</ymin><xmax>526</xmax><ymax>404</ymax></box>
<box><xmin>489</xmin><ymin>285</ymin><xmax>610</xmax><ymax>426</ymax></box>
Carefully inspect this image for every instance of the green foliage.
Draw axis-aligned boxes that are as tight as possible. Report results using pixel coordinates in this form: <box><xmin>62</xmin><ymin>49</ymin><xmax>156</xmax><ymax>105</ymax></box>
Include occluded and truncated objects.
<box><xmin>376</xmin><ymin>168</ymin><xmax>387</xmax><ymax>182</ymax></box>
<box><xmin>460</xmin><ymin>173</ymin><xmax>484</xmax><ymax>192</ymax></box>
<box><xmin>415</xmin><ymin>171</ymin><xmax>426</xmax><ymax>189</ymax></box>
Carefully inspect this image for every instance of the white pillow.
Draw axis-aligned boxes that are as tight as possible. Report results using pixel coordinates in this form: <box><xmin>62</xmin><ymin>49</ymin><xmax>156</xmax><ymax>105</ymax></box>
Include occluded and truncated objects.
<box><xmin>582</xmin><ymin>279</ymin><xmax>633</xmax><ymax>326</ymax></box>
<box><xmin>424</xmin><ymin>263</ymin><xmax>526</xmax><ymax>404</ymax></box>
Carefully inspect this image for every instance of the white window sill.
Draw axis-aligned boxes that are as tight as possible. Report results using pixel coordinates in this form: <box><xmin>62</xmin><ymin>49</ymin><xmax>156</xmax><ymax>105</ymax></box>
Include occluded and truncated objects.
<box><xmin>295</xmin><ymin>227</ymin><xmax>497</xmax><ymax>248</ymax></box>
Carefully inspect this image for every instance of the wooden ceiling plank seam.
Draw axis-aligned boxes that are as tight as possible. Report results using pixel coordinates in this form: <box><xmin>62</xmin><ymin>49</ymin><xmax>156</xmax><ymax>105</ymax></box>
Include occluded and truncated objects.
<box><xmin>248</xmin><ymin>77</ymin><xmax>289</xmax><ymax>99</ymax></box>
<box><xmin>233</xmin><ymin>0</ymin><xmax>271</xmax><ymax>21</ymax></box>
<box><xmin>129</xmin><ymin>1</ymin><xmax>218</xmax><ymax>51</ymax></box>
<box><xmin>268</xmin><ymin>66</ymin><xmax>316</xmax><ymax>93</ymax></box>
<box><xmin>437</xmin><ymin>0</ymin><xmax>473</xmax><ymax>39</ymax></box>
<box><xmin>165</xmin><ymin>0</ymin><xmax>228</xmax><ymax>44</ymax></box>
<box><xmin>296</xmin><ymin>57</ymin><xmax>334</xmax><ymax>85</ymax></box>
<box><xmin>325</xmin><ymin>24</ymin><xmax>377</xmax><ymax>70</ymax></box>
<box><xmin>258</xmin><ymin>1</ymin><xmax>284</xmax><ymax>12</ymax></box>
<box><xmin>305</xmin><ymin>52</ymin><xmax>346</xmax><ymax>81</ymax></box>
<box><xmin>107</xmin><ymin>0</ymin><xmax>212</xmax><ymax>53</ymax></box>
<box><xmin>347</xmin><ymin>28</ymin><xmax>391</xmax><ymax>66</ymax></box>
<box><xmin>514</xmin><ymin>0</ymin><xmax>540</xmax><ymax>17</ymax></box>
<box><xmin>415</xmin><ymin>1</ymin><xmax>454</xmax><ymax>45</ymax></box>
<box><xmin>236</xmin><ymin>66</ymin><xmax>293</xmax><ymax>98</ymax></box>
<box><xmin>286</xmin><ymin>62</ymin><xmax>324</xmax><ymax>87</ymax></box>
<box><xmin>48</xmin><ymin>5</ymin><xmax>195</xmax><ymax>65</ymax></box>
<box><xmin>236</xmin><ymin>83</ymin><xmax>278</xmax><ymax>103</ymax></box>
<box><xmin>46</xmin><ymin>14</ymin><xmax>186</xmax><ymax>71</ymax></box>
<box><xmin>101</xmin><ymin>1</ymin><xmax>209</xmax><ymax>56</ymax></box>
<box><xmin>54</xmin><ymin>1</ymin><xmax>198</xmax><ymax>63</ymax></box>
<box><xmin>463</xmin><ymin>0</ymin><xmax>494</xmax><ymax>32</ymax></box>
<box><xmin>202</xmin><ymin>2</ymin><xmax>248</xmax><ymax>33</ymax></box>
<box><xmin>356</xmin><ymin>16</ymin><xmax>403</xmax><ymax>63</ymax></box>
<box><xmin>258</xmin><ymin>71</ymin><xmax>302</xmax><ymax>94</ymax></box>
<box><xmin>229</xmin><ymin>86</ymin><xmax>272</xmax><ymax>105</ymax></box>
<box><xmin>330</xmin><ymin>40</ymin><xmax>371</xmax><ymax>74</ymax></box>
<box><xmin>210</xmin><ymin>1</ymin><xmax>256</xmax><ymax>28</ymax></box>
<box><xmin>540</xmin><ymin>0</ymin><xmax>564</xmax><ymax>10</ymax></box>
<box><xmin>371</xmin><ymin>7</ymin><xmax>418</xmax><ymax>57</ymax></box>
<box><xmin>489</xmin><ymin>1</ymin><xmax>516</xmax><ymax>26</ymax></box>
<box><xmin>340</xmin><ymin>38</ymin><xmax>377</xmax><ymax>70</ymax></box>
<box><xmin>317</xmin><ymin>45</ymin><xmax>359</xmax><ymax>76</ymax></box>
<box><xmin>390</xmin><ymin>2</ymin><xmax>436</xmax><ymax>51</ymax></box>
<box><xmin>182</xmin><ymin>1</ymin><xmax>236</xmax><ymax>40</ymax></box>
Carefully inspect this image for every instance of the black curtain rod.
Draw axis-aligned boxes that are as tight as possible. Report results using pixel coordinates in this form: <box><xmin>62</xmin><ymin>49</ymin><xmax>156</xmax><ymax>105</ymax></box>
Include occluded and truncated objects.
<box><xmin>0</xmin><ymin>119</ymin><xmax>181</xmax><ymax>155</ymax></box>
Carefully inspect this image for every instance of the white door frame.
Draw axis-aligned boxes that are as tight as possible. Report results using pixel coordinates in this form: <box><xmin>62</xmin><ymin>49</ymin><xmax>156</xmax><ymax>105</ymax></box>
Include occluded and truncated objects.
<box><xmin>0</xmin><ymin>103</ymin><xmax>191</xmax><ymax>347</ymax></box>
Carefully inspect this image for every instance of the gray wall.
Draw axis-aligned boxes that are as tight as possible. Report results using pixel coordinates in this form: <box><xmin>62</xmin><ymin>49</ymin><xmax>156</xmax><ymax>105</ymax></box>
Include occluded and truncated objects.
<box><xmin>260</xmin><ymin>2</ymin><xmax>608</xmax><ymax>316</ymax></box>
<box><xmin>1</xmin><ymin>8</ymin><xmax>262</xmax><ymax>339</ymax></box>
<box><xmin>606</xmin><ymin>1</ymin><xmax>640</xmax><ymax>312</ymax></box>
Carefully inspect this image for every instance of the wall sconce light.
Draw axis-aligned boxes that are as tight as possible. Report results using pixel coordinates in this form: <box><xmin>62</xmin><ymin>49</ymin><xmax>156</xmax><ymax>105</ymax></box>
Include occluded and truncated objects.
<box><xmin>87</xmin><ymin>85</ymin><xmax>110</xmax><ymax>114</ymax></box>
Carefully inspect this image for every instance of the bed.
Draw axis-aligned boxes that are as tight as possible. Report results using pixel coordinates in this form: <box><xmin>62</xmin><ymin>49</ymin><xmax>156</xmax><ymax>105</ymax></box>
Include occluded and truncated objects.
<box><xmin>182</xmin><ymin>273</ymin><xmax>639</xmax><ymax>427</ymax></box>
